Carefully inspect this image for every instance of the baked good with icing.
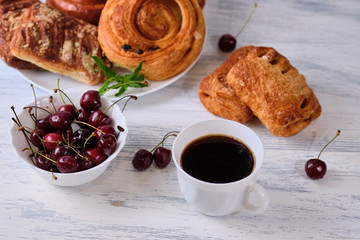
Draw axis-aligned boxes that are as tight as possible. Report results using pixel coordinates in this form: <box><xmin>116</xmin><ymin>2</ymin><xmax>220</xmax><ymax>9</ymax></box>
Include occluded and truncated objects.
<box><xmin>0</xmin><ymin>0</ymin><xmax>39</xmax><ymax>69</ymax></box>
<box><xmin>46</xmin><ymin>0</ymin><xmax>106</xmax><ymax>25</ymax></box>
<box><xmin>98</xmin><ymin>0</ymin><xmax>205</xmax><ymax>81</ymax></box>
<box><xmin>199</xmin><ymin>46</ymin><xmax>322</xmax><ymax>137</ymax></box>
<box><xmin>10</xmin><ymin>2</ymin><xmax>109</xmax><ymax>85</ymax></box>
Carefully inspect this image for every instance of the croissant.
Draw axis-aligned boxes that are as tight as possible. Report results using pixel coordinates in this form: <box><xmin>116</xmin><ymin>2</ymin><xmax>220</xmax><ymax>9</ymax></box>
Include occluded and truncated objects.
<box><xmin>0</xmin><ymin>0</ymin><xmax>39</xmax><ymax>69</ymax></box>
<box><xmin>10</xmin><ymin>2</ymin><xmax>109</xmax><ymax>85</ymax></box>
<box><xmin>46</xmin><ymin>0</ymin><xmax>106</xmax><ymax>25</ymax></box>
<box><xmin>98</xmin><ymin>0</ymin><xmax>205</xmax><ymax>81</ymax></box>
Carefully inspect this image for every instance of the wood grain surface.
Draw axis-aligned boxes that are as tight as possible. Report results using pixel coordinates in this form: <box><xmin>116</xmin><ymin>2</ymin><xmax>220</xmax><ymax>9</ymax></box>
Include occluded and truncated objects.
<box><xmin>1</xmin><ymin>0</ymin><xmax>359</xmax><ymax>239</ymax></box>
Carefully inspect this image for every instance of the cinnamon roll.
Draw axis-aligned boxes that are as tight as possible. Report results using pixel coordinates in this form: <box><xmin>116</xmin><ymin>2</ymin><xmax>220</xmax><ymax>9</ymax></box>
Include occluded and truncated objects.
<box><xmin>46</xmin><ymin>0</ymin><xmax>106</xmax><ymax>25</ymax></box>
<box><xmin>98</xmin><ymin>0</ymin><xmax>205</xmax><ymax>81</ymax></box>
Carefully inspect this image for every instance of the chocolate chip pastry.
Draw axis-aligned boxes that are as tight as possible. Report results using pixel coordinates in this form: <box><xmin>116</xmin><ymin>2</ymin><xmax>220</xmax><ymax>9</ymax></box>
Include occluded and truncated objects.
<box><xmin>199</xmin><ymin>46</ymin><xmax>321</xmax><ymax>137</ymax></box>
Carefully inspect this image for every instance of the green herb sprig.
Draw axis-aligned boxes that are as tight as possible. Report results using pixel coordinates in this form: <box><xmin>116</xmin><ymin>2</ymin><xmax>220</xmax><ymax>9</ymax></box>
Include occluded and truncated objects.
<box><xmin>92</xmin><ymin>56</ymin><xmax>148</xmax><ymax>97</ymax></box>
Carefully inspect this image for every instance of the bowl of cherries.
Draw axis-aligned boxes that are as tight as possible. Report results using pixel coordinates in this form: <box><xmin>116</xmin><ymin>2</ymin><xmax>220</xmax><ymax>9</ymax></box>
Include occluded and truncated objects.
<box><xmin>10</xmin><ymin>88</ymin><xmax>128</xmax><ymax>186</ymax></box>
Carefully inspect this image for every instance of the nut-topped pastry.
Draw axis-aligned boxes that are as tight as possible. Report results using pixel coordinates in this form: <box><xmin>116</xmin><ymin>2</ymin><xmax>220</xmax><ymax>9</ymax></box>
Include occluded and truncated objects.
<box><xmin>98</xmin><ymin>0</ymin><xmax>205</xmax><ymax>81</ymax></box>
<box><xmin>10</xmin><ymin>2</ymin><xmax>109</xmax><ymax>85</ymax></box>
<box><xmin>199</xmin><ymin>46</ymin><xmax>322</xmax><ymax>137</ymax></box>
<box><xmin>46</xmin><ymin>0</ymin><xmax>107</xmax><ymax>25</ymax></box>
<box><xmin>0</xmin><ymin>0</ymin><xmax>38</xmax><ymax>69</ymax></box>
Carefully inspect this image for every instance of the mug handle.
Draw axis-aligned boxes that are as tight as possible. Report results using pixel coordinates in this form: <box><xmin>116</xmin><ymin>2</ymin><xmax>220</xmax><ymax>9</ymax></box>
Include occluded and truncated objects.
<box><xmin>241</xmin><ymin>183</ymin><xmax>270</xmax><ymax>214</ymax></box>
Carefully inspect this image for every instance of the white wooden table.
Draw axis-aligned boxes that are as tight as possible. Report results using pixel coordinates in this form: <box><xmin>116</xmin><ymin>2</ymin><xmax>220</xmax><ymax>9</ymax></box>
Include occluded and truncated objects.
<box><xmin>1</xmin><ymin>0</ymin><xmax>359</xmax><ymax>239</ymax></box>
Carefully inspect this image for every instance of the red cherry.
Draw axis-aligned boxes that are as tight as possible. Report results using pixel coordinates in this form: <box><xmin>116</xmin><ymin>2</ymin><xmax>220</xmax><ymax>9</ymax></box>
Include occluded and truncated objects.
<box><xmin>95</xmin><ymin>125</ymin><xmax>116</xmax><ymax>140</ymax></box>
<box><xmin>218</xmin><ymin>3</ymin><xmax>257</xmax><ymax>52</ymax></box>
<box><xmin>43</xmin><ymin>132</ymin><xmax>63</xmax><ymax>151</ymax></box>
<box><xmin>132</xmin><ymin>149</ymin><xmax>153</xmax><ymax>171</ymax></box>
<box><xmin>51</xmin><ymin>145</ymin><xmax>74</xmax><ymax>161</ymax></box>
<box><xmin>97</xmin><ymin>133</ymin><xmax>117</xmax><ymax>156</ymax></box>
<box><xmin>78</xmin><ymin>159</ymin><xmax>94</xmax><ymax>171</ymax></box>
<box><xmin>305</xmin><ymin>159</ymin><xmax>327</xmax><ymax>180</ymax></box>
<box><xmin>153</xmin><ymin>147</ymin><xmax>172</xmax><ymax>168</ymax></box>
<box><xmin>70</xmin><ymin>128</ymin><xmax>96</xmax><ymax>148</ymax></box>
<box><xmin>35</xmin><ymin>152</ymin><xmax>53</xmax><ymax>171</ymax></box>
<box><xmin>56</xmin><ymin>156</ymin><xmax>79</xmax><ymax>173</ymax></box>
<box><xmin>36</xmin><ymin>116</ymin><xmax>55</xmax><ymax>132</ymax></box>
<box><xmin>88</xmin><ymin>109</ymin><xmax>111</xmax><ymax>127</ymax></box>
<box><xmin>84</xmin><ymin>147</ymin><xmax>108</xmax><ymax>166</ymax></box>
<box><xmin>49</xmin><ymin>111</ymin><xmax>74</xmax><ymax>131</ymax></box>
<box><xmin>218</xmin><ymin>34</ymin><xmax>237</xmax><ymax>52</ymax></box>
<box><xmin>30</xmin><ymin>128</ymin><xmax>46</xmax><ymax>148</ymax></box>
<box><xmin>80</xmin><ymin>90</ymin><xmax>102</xmax><ymax>111</ymax></box>
<box><xmin>305</xmin><ymin>130</ymin><xmax>340</xmax><ymax>180</ymax></box>
<box><xmin>58</xmin><ymin>104</ymin><xmax>78</xmax><ymax>118</ymax></box>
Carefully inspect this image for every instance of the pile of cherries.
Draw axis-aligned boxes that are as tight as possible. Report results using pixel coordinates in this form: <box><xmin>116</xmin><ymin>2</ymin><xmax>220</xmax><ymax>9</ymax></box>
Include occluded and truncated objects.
<box><xmin>16</xmin><ymin>90</ymin><xmax>121</xmax><ymax>173</ymax></box>
<box><xmin>132</xmin><ymin>132</ymin><xmax>178</xmax><ymax>171</ymax></box>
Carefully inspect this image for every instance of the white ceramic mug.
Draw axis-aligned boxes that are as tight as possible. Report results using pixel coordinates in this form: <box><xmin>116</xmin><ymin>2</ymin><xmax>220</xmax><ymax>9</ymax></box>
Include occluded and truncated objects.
<box><xmin>172</xmin><ymin>119</ymin><xmax>269</xmax><ymax>216</ymax></box>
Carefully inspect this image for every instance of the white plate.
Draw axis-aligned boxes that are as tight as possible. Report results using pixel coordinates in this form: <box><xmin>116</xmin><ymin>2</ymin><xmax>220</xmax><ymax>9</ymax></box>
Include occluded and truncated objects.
<box><xmin>16</xmin><ymin>52</ymin><xmax>200</xmax><ymax>101</ymax></box>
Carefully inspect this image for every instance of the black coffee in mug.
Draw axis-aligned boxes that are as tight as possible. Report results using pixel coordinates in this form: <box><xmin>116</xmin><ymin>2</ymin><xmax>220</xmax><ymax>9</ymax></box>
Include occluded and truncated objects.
<box><xmin>180</xmin><ymin>134</ymin><xmax>254</xmax><ymax>184</ymax></box>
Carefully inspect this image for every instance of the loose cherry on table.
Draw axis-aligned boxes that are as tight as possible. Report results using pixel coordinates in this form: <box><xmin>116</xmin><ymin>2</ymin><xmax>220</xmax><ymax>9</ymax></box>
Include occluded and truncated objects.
<box><xmin>305</xmin><ymin>130</ymin><xmax>341</xmax><ymax>180</ymax></box>
<box><xmin>132</xmin><ymin>131</ymin><xmax>178</xmax><ymax>171</ymax></box>
<box><xmin>218</xmin><ymin>3</ymin><xmax>257</xmax><ymax>52</ymax></box>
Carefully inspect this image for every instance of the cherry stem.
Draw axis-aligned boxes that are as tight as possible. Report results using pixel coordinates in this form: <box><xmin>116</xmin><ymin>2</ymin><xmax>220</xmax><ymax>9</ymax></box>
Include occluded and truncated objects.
<box><xmin>61</xmin><ymin>134</ymin><xmax>87</xmax><ymax>159</ymax></box>
<box><xmin>45</xmin><ymin>106</ymin><xmax>55</xmax><ymax>114</ymax></box>
<box><xmin>18</xmin><ymin>125</ymin><xmax>33</xmax><ymax>134</ymax></box>
<box><xmin>49</xmin><ymin>96</ymin><xmax>57</xmax><ymax>112</ymax></box>
<box><xmin>54</xmin><ymin>88</ymin><xmax>80</xmax><ymax>114</ymax></box>
<box><xmin>317</xmin><ymin>130</ymin><xmax>341</xmax><ymax>159</ymax></box>
<box><xmin>23</xmin><ymin>106</ymin><xmax>52</xmax><ymax>115</ymax></box>
<box><xmin>150</xmin><ymin>131</ymin><xmax>179</xmax><ymax>153</ymax></box>
<box><xmin>104</xmin><ymin>95</ymin><xmax>137</xmax><ymax>114</ymax></box>
<box><xmin>73</xmin><ymin>120</ymin><xmax>105</xmax><ymax>134</ymax></box>
<box><xmin>11</xmin><ymin>116</ymin><xmax>34</xmax><ymax>162</ymax></box>
<box><xmin>57</xmin><ymin>78</ymin><xmax>65</xmax><ymax>105</ymax></box>
<box><xmin>83</xmin><ymin>133</ymin><xmax>96</xmax><ymax>153</ymax></box>
<box><xmin>234</xmin><ymin>3</ymin><xmax>257</xmax><ymax>38</ymax></box>
<box><xmin>23</xmin><ymin>147</ymin><xmax>57</xmax><ymax>164</ymax></box>
<box><xmin>30</xmin><ymin>84</ymin><xmax>38</xmax><ymax>126</ymax></box>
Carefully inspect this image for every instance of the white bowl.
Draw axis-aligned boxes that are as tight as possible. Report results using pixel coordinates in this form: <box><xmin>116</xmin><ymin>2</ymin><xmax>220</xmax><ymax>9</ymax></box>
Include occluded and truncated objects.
<box><xmin>9</xmin><ymin>88</ymin><xmax>128</xmax><ymax>186</ymax></box>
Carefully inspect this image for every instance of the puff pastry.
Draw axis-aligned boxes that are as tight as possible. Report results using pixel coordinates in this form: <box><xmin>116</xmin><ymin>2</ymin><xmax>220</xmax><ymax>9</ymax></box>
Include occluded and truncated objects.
<box><xmin>46</xmin><ymin>0</ymin><xmax>106</xmax><ymax>25</ymax></box>
<box><xmin>98</xmin><ymin>0</ymin><xmax>205</xmax><ymax>81</ymax></box>
<box><xmin>199</xmin><ymin>46</ymin><xmax>321</xmax><ymax>137</ymax></box>
<box><xmin>198</xmin><ymin>46</ymin><xmax>254</xmax><ymax>123</ymax></box>
<box><xmin>10</xmin><ymin>2</ymin><xmax>109</xmax><ymax>85</ymax></box>
<box><xmin>0</xmin><ymin>0</ymin><xmax>39</xmax><ymax>69</ymax></box>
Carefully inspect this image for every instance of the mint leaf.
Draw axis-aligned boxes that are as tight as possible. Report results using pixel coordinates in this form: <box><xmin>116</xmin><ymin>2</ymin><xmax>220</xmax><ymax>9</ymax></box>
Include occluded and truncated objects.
<box><xmin>92</xmin><ymin>56</ymin><xmax>117</xmax><ymax>78</ymax></box>
<box><xmin>93</xmin><ymin>57</ymin><xmax>148</xmax><ymax>96</ymax></box>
